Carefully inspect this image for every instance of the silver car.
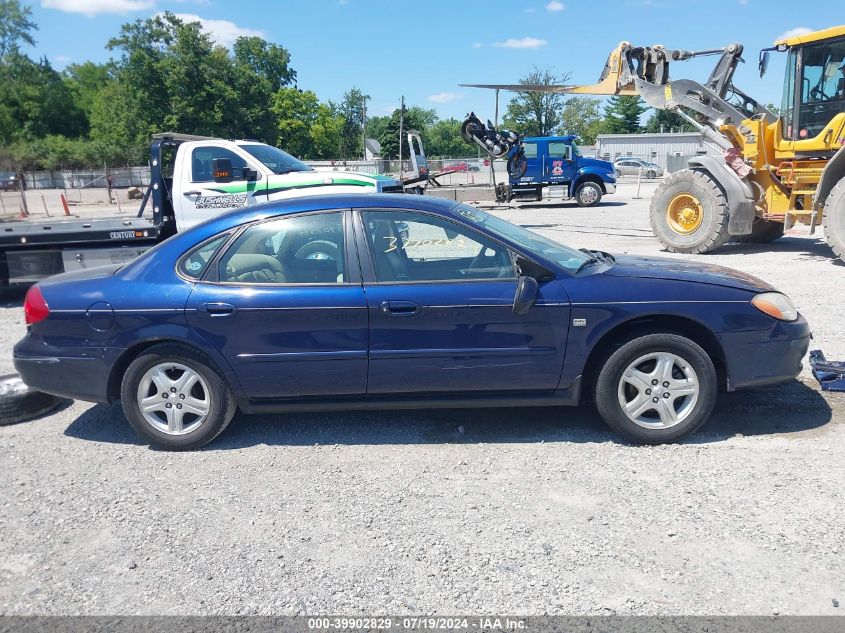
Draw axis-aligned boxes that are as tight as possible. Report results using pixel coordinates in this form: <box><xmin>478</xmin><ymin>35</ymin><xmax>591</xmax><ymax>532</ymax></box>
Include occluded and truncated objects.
<box><xmin>613</xmin><ymin>158</ymin><xmax>664</xmax><ymax>179</ymax></box>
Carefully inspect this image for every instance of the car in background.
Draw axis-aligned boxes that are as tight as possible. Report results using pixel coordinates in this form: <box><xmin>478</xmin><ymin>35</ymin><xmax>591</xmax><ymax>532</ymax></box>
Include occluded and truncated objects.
<box><xmin>0</xmin><ymin>172</ymin><xmax>19</xmax><ymax>192</ymax></box>
<box><xmin>613</xmin><ymin>158</ymin><xmax>664</xmax><ymax>179</ymax></box>
<box><xmin>15</xmin><ymin>194</ymin><xmax>809</xmax><ymax>450</ymax></box>
<box><xmin>442</xmin><ymin>160</ymin><xmax>481</xmax><ymax>173</ymax></box>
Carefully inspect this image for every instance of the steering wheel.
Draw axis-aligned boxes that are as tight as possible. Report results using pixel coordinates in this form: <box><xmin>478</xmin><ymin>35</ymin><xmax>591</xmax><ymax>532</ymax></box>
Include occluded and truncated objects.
<box><xmin>294</xmin><ymin>240</ymin><xmax>339</xmax><ymax>261</ymax></box>
<box><xmin>810</xmin><ymin>86</ymin><xmax>830</xmax><ymax>101</ymax></box>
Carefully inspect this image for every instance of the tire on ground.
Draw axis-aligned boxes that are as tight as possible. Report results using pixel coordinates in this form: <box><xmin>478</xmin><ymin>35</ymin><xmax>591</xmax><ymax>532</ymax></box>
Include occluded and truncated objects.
<box><xmin>575</xmin><ymin>181</ymin><xmax>602</xmax><ymax>207</ymax></box>
<box><xmin>0</xmin><ymin>373</ymin><xmax>66</xmax><ymax>425</ymax></box>
<box><xmin>593</xmin><ymin>333</ymin><xmax>718</xmax><ymax>444</ymax></box>
<box><xmin>823</xmin><ymin>179</ymin><xmax>845</xmax><ymax>262</ymax></box>
<box><xmin>120</xmin><ymin>344</ymin><xmax>237</xmax><ymax>451</ymax></box>
<box><xmin>649</xmin><ymin>169</ymin><xmax>731</xmax><ymax>254</ymax></box>
<box><xmin>734</xmin><ymin>217</ymin><xmax>785</xmax><ymax>244</ymax></box>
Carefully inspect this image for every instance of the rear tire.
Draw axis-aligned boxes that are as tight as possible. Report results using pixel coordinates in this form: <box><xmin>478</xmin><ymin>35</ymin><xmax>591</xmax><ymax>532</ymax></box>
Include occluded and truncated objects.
<box><xmin>507</xmin><ymin>152</ymin><xmax>527</xmax><ymax>179</ymax></box>
<box><xmin>575</xmin><ymin>181</ymin><xmax>602</xmax><ymax>207</ymax></box>
<box><xmin>120</xmin><ymin>344</ymin><xmax>236</xmax><ymax>451</ymax></box>
<box><xmin>735</xmin><ymin>217</ymin><xmax>785</xmax><ymax>244</ymax></box>
<box><xmin>650</xmin><ymin>169</ymin><xmax>731</xmax><ymax>254</ymax></box>
<box><xmin>594</xmin><ymin>333</ymin><xmax>717</xmax><ymax>444</ymax></box>
<box><xmin>646</xmin><ymin>170</ymin><xmax>657</xmax><ymax>179</ymax></box>
<box><xmin>823</xmin><ymin>179</ymin><xmax>845</xmax><ymax>262</ymax></box>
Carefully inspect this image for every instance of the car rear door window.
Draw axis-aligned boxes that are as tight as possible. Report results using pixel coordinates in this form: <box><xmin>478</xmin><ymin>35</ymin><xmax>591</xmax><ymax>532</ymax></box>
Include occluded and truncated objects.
<box><xmin>362</xmin><ymin>211</ymin><xmax>515</xmax><ymax>282</ymax></box>
<box><xmin>218</xmin><ymin>212</ymin><xmax>346</xmax><ymax>284</ymax></box>
<box><xmin>178</xmin><ymin>233</ymin><xmax>231</xmax><ymax>279</ymax></box>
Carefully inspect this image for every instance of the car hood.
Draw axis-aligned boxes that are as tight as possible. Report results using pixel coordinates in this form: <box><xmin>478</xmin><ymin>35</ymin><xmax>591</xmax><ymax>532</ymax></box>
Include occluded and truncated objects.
<box><xmin>604</xmin><ymin>254</ymin><xmax>774</xmax><ymax>292</ymax></box>
<box><xmin>578</xmin><ymin>157</ymin><xmax>614</xmax><ymax>172</ymax></box>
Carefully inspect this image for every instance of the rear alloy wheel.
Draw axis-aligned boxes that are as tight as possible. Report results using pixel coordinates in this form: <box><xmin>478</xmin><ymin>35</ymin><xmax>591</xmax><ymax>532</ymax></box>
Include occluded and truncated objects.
<box><xmin>823</xmin><ymin>179</ymin><xmax>845</xmax><ymax>262</ymax></box>
<box><xmin>121</xmin><ymin>344</ymin><xmax>236</xmax><ymax>450</ymax></box>
<box><xmin>594</xmin><ymin>333</ymin><xmax>717</xmax><ymax>444</ymax></box>
<box><xmin>575</xmin><ymin>181</ymin><xmax>603</xmax><ymax>207</ymax></box>
<box><xmin>646</xmin><ymin>170</ymin><xmax>657</xmax><ymax>179</ymax></box>
<box><xmin>650</xmin><ymin>169</ymin><xmax>730</xmax><ymax>254</ymax></box>
<box><xmin>734</xmin><ymin>217</ymin><xmax>785</xmax><ymax>244</ymax></box>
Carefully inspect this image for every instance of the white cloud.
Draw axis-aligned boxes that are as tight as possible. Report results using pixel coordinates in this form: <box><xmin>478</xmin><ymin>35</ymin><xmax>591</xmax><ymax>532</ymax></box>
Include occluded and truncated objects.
<box><xmin>42</xmin><ymin>0</ymin><xmax>153</xmax><ymax>16</ymax></box>
<box><xmin>168</xmin><ymin>13</ymin><xmax>264</xmax><ymax>47</ymax></box>
<box><xmin>545</xmin><ymin>1</ymin><xmax>564</xmax><ymax>11</ymax></box>
<box><xmin>428</xmin><ymin>92</ymin><xmax>463</xmax><ymax>103</ymax></box>
<box><xmin>472</xmin><ymin>42</ymin><xmax>482</xmax><ymax>48</ymax></box>
<box><xmin>493</xmin><ymin>37</ymin><xmax>548</xmax><ymax>50</ymax></box>
<box><xmin>777</xmin><ymin>27</ymin><xmax>812</xmax><ymax>41</ymax></box>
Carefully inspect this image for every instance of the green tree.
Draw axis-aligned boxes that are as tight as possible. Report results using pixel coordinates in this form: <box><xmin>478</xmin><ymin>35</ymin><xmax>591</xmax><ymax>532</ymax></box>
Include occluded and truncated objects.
<box><xmin>426</xmin><ymin>118</ymin><xmax>466</xmax><ymax>158</ymax></box>
<box><xmin>339</xmin><ymin>86</ymin><xmax>369</xmax><ymax>159</ymax></box>
<box><xmin>365</xmin><ymin>115</ymin><xmax>390</xmax><ymax>148</ymax></box>
<box><xmin>309</xmin><ymin>102</ymin><xmax>344</xmax><ymax>159</ymax></box>
<box><xmin>502</xmin><ymin>67</ymin><xmax>570</xmax><ymax>136</ymax></box>
<box><xmin>232</xmin><ymin>36</ymin><xmax>295</xmax><ymax>93</ymax></box>
<box><xmin>0</xmin><ymin>0</ymin><xmax>36</xmax><ymax>63</ymax></box>
<box><xmin>560</xmin><ymin>97</ymin><xmax>604</xmax><ymax>144</ymax></box>
<box><xmin>643</xmin><ymin>108</ymin><xmax>696</xmax><ymax>133</ymax></box>
<box><xmin>602</xmin><ymin>95</ymin><xmax>647</xmax><ymax>134</ymax></box>
<box><xmin>377</xmin><ymin>106</ymin><xmax>434</xmax><ymax>159</ymax></box>
<box><xmin>272</xmin><ymin>87</ymin><xmax>319</xmax><ymax>157</ymax></box>
<box><xmin>63</xmin><ymin>61</ymin><xmax>114</xmax><ymax>127</ymax></box>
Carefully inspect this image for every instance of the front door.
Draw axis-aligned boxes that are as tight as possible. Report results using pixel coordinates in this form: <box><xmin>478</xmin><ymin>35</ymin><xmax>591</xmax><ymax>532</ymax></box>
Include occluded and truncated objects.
<box><xmin>519</xmin><ymin>140</ymin><xmax>543</xmax><ymax>184</ymax></box>
<box><xmin>356</xmin><ymin>208</ymin><xmax>570</xmax><ymax>395</ymax></box>
<box><xmin>547</xmin><ymin>140</ymin><xmax>578</xmax><ymax>185</ymax></box>
<box><xmin>185</xmin><ymin>210</ymin><xmax>368</xmax><ymax>400</ymax></box>
<box><xmin>176</xmin><ymin>145</ymin><xmax>268</xmax><ymax>230</ymax></box>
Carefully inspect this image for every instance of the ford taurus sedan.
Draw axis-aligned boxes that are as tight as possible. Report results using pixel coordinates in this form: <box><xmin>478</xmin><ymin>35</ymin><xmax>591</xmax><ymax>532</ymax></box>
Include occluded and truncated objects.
<box><xmin>14</xmin><ymin>194</ymin><xmax>810</xmax><ymax>450</ymax></box>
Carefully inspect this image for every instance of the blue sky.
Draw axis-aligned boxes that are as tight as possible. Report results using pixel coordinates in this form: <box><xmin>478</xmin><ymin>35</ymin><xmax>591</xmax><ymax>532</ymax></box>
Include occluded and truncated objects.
<box><xmin>24</xmin><ymin>0</ymin><xmax>842</xmax><ymax>122</ymax></box>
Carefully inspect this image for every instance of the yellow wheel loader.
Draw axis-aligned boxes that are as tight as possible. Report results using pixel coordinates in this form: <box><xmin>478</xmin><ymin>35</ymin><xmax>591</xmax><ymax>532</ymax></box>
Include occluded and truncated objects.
<box><xmin>463</xmin><ymin>25</ymin><xmax>845</xmax><ymax>260</ymax></box>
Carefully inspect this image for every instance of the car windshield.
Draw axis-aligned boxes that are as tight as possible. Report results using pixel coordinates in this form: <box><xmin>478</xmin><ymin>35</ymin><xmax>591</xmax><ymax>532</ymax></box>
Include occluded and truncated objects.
<box><xmin>241</xmin><ymin>144</ymin><xmax>313</xmax><ymax>174</ymax></box>
<box><xmin>454</xmin><ymin>204</ymin><xmax>593</xmax><ymax>273</ymax></box>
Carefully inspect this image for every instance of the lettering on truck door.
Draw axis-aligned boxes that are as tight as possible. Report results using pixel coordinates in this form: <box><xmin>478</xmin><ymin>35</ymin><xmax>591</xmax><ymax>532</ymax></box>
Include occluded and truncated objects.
<box><xmin>177</xmin><ymin>145</ymin><xmax>268</xmax><ymax>230</ymax></box>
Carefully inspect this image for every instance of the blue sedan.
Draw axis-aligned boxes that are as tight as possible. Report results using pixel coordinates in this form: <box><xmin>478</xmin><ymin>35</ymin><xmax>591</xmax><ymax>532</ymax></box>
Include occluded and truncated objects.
<box><xmin>14</xmin><ymin>194</ymin><xmax>810</xmax><ymax>449</ymax></box>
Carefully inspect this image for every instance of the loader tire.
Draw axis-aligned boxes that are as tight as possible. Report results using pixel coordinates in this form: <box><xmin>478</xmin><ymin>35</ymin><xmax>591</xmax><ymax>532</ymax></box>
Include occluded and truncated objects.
<box><xmin>734</xmin><ymin>218</ymin><xmax>785</xmax><ymax>244</ymax></box>
<box><xmin>823</xmin><ymin>179</ymin><xmax>845</xmax><ymax>262</ymax></box>
<box><xmin>650</xmin><ymin>169</ymin><xmax>730</xmax><ymax>254</ymax></box>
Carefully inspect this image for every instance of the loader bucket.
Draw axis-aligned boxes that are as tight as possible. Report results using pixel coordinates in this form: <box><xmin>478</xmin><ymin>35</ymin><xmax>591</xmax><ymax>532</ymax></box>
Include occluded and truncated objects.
<box><xmin>461</xmin><ymin>43</ymin><xmax>638</xmax><ymax>96</ymax></box>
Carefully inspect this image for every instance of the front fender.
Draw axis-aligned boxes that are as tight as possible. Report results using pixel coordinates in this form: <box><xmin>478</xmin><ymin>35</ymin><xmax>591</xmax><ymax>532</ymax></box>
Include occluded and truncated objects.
<box><xmin>569</xmin><ymin>167</ymin><xmax>613</xmax><ymax>196</ymax></box>
<box><xmin>687</xmin><ymin>155</ymin><xmax>756</xmax><ymax>236</ymax></box>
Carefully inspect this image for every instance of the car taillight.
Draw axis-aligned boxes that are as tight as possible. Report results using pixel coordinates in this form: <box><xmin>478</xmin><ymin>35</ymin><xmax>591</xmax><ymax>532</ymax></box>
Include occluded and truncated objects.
<box><xmin>24</xmin><ymin>286</ymin><xmax>50</xmax><ymax>325</ymax></box>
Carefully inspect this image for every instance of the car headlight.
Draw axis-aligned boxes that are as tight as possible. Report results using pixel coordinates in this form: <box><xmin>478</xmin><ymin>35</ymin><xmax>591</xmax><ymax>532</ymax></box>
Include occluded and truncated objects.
<box><xmin>751</xmin><ymin>292</ymin><xmax>798</xmax><ymax>321</ymax></box>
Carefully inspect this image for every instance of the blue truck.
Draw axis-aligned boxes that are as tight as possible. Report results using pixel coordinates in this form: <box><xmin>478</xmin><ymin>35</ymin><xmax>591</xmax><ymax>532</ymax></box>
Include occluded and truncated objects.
<box><xmin>500</xmin><ymin>134</ymin><xmax>616</xmax><ymax>206</ymax></box>
<box><xmin>460</xmin><ymin>114</ymin><xmax>616</xmax><ymax>206</ymax></box>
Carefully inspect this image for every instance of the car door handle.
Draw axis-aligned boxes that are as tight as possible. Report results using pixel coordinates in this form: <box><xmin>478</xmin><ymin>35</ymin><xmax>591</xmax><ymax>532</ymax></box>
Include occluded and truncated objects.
<box><xmin>198</xmin><ymin>302</ymin><xmax>236</xmax><ymax>317</ymax></box>
<box><xmin>183</xmin><ymin>190</ymin><xmax>202</xmax><ymax>197</ymax></box>
<box><xmin>379</xmin><ymin>300</ymin><xmax>420</xmax><ymax>316</ymax></box>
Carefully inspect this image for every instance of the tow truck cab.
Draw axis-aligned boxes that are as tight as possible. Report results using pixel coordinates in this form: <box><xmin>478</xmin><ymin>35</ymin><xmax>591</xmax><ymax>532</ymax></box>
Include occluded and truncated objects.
<box><xmin>503</xmin><ymin>135</ymin><xmax>616</xmax><ymax>206</ymax></box>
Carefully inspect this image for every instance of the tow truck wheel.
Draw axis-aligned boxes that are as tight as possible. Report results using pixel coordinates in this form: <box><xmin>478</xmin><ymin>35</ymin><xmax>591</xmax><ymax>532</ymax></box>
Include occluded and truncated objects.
<box><xmin>823</xmin><ymin>179</ymin><xmax>845</xmax><ymax>262</ymax></box>
<box><xmin>650</xmin><ymin>169</ymin><xmax>730</xmax><ymax>254</ymax></box>
<box><xmin>575</xmin><ymin>181</ymin><xmax>603</xmax><ymax>207</ymax></box>
<box><xmin>734</xmin><ymin>218</ymin><xmax>785</xmax><ymax>244</ymax></box>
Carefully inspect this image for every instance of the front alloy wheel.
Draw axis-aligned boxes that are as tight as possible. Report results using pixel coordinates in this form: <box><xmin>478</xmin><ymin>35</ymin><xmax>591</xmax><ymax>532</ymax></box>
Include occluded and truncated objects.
<box><xmin>594</xmin><ymin>333</ymin><xmax>717</xmax><ymax>443</ymax></box>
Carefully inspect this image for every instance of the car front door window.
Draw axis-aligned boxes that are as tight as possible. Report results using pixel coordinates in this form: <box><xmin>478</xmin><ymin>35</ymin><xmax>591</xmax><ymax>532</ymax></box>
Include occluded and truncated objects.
<box><xmin>361</xmin><ymin>211</ymin><xmax>515</xmax><ymax>282</ymax></box>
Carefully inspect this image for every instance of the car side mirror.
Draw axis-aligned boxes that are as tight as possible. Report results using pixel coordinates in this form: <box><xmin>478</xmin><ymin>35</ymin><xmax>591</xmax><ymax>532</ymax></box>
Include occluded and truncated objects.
<box><xmin>513</xmin><ymin>275</ymin><xmax>539</xmax><ymax>315</ymax></box>
<box><xmin>212</xmin><ymin>158</ymin><xmax>233</xmax><ymax>182</ymax></box>
<box><xmin>242</xmin><ymin>167</ymin><xmax>258</xmax><ymax>181</ymax></box>
<box><xmin>758</xmin><ymin>49</ymin><xmax>770</xmax><ymax>78</ymax></box>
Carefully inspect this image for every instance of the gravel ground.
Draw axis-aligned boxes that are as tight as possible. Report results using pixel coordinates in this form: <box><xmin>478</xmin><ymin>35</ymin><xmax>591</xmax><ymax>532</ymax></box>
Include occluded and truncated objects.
<box><xmin>1</xmin><ymin>180</ymin><xmax>843</xmax><ymax>615</ymax></box>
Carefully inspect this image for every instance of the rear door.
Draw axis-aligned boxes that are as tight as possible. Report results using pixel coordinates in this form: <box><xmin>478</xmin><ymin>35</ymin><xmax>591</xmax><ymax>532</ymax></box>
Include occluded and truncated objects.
<box><xmin>519</xmin><ymin>140</ymin><xmax>543</xmax><ymax>183</ymax></box>
<box><xmin>175</xmin><ymin>144</ymin><xmax>268</xmax><ymax>230</ymax></box>
<box><xmin>355</xmin><ymin>208</ymin><xmax>570</xmax><ymax>396</ymax></box>
<box><xmin>185</xmin><ymin>210</ymin><xmax>368</xmax><ymax>400</ymax></box>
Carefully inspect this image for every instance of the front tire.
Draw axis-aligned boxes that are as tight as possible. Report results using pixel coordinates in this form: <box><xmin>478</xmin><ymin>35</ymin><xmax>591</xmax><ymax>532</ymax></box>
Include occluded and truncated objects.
<box><xmin>120</xmin><ymin>344</ymin><xmax>236</xmax><ymax>450</ymax></box>
<box><xmin>575</xmin><ymin>181</ymin><xmax>602</xmax><ymax>207</ymax></box>
<box><xmin>650</xmin><ymin>169</ymin><xmax>730</xmax><ymax>253</ymax></box>
<box><xmin>823</xmin><ymin>179</ymin><xmax>845</xmax><ymax>262</ymax></box>
<box><xmin>594</xmin><ymin>333</ymin><xmax>717</xmax><ymax>444</ymax></box>
<box><xmin>646</xmin><ymin>170</ymin><xmax>657</xmax><ymax>179</ymax></box>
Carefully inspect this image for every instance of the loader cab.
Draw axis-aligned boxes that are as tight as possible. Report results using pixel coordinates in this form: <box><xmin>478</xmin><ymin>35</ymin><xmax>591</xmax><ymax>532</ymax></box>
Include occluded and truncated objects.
<box><xmin>772</xmin><ymin>25</ymin><xmax>845</xmax><ymax>153</ymax></box>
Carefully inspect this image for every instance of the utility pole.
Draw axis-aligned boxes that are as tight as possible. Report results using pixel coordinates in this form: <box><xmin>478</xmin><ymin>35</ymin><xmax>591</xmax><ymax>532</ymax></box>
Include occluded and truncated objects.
<box><xmin>362</xmin><ymin>95</ymin><xmax>368</xmax><ymax>161</ymax></box>
<box><xmin>398</xmin><ymin>95</ymin><xmax>405</xmax><ymax>177</ymax></box>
